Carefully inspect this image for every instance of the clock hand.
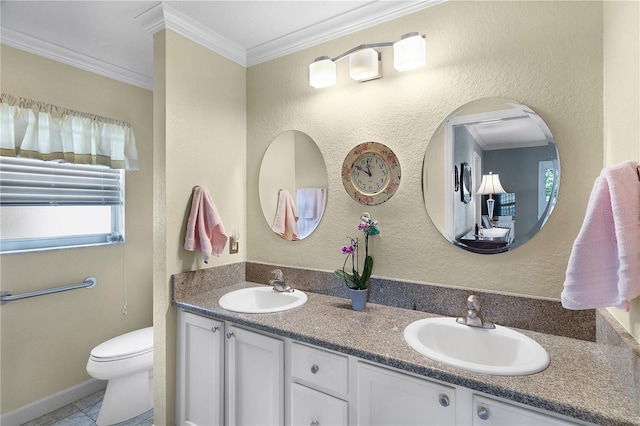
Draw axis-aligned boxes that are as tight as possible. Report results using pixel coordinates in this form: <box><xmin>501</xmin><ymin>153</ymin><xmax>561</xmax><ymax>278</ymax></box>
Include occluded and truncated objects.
<box><xmin>355</xmin><ymin>165</ymin><xmax>372</xmax><ymax>177</ymax></box>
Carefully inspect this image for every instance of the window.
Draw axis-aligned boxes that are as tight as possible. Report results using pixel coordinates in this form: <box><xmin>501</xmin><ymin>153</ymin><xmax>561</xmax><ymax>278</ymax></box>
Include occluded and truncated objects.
<box><xmin>0</xmin><ymin>157</ymin><xmax>124</xmax><ymax>253</ymax></box>
<box><xmin>538</xmin><ymin>160</ymin><xmax>558</xmax><ymax>221</ymax></box>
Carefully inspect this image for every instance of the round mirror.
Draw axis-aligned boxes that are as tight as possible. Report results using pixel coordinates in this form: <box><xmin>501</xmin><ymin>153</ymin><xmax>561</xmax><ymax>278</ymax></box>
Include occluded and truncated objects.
<box><xmin>423</xmin><ymin>97</ymin><xmax>560</xmax><ymax>254</ymax></box>
<box><xmin>259</xmin><ymin>130</ymin><xmax>328</xmax><ymax>241</ymax></box>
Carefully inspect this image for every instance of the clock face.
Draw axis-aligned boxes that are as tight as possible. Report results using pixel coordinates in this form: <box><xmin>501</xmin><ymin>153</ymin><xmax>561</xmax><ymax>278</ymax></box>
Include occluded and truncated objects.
<box><xmin>352</xmin><ymin>153</ymin><xmax>389</xmax><ymax>194</ymax></box>
<box><xmin>342</xmin><ymin>142</ymin><xmax>401</xmax><ymax>206</ymax></box>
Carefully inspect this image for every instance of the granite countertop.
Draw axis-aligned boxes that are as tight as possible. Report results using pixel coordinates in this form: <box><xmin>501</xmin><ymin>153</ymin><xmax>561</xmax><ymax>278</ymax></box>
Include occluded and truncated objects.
<box><xmin>173</xmin><ymin>282</ymin><xmax>640</xmax><ymax>426</ymax></box>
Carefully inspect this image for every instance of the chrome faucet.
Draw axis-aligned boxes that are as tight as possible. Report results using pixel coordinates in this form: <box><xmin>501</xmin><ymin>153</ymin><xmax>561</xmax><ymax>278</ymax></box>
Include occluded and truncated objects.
<box><xmin>269</xmin><ymin>269</ymin><xmax>294</xmax><ymax>293</ymax></box>
<box><xmin>456</xmin><ymin>295</ymin><xmax>495</xmax><ymax>329</ymax></box>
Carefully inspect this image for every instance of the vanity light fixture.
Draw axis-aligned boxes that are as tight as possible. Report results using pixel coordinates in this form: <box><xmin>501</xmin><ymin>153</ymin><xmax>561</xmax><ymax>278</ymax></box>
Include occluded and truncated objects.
<box><xmin>309</xmin><ymin>32</ymin><xmax>426</xmax><ymax>88</ymax></box>
<box><xmin>476</xmin><ymin>172</ymin><xmax>507</xmax><ymax>220</ymax></box>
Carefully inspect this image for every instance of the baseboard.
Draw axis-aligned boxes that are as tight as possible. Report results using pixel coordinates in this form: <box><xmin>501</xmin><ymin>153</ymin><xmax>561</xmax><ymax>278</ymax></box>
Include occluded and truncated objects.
<box><xmin>1</xmin><ymin>378</ymin><xmax>106</xmax><ymax>425</ymax></box>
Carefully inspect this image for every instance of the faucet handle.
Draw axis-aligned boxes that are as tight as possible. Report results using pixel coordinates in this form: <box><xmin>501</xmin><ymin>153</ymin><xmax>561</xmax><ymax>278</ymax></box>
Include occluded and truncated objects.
<box><xmin>271</xmin><ymin>269</ymin><xmax>284</xmax><ymax>281</ymax></box>
<box><xmin>467</xmin><ymin>295</ymin><xmax>480</xmax><ymax>311</ymax></box>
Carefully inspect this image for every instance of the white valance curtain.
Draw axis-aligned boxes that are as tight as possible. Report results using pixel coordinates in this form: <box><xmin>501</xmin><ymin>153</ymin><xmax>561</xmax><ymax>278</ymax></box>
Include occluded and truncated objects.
<box><xmin>0</xmin><ymin>93</ymin><xmax>139</xmax><ymax>171</ymax></box>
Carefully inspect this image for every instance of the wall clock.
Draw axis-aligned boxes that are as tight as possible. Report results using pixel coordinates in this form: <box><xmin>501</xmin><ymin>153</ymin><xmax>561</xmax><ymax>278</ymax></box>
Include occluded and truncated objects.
<box><xmin>341</xmin><ymin>141</ymin><xmax>401</xmax><ymax>206</ymax></box>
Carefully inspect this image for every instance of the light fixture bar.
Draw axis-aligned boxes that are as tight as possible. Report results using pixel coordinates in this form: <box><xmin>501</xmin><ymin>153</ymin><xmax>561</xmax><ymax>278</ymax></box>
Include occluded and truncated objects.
<box><xmin>331</xmin><ymin>42</ymin><xmax>395</xmax><ymax>62</ymax></box>
<box><xmin>309</xmin><ymin>33</ymin><xmax>426</xmax><ymax>88</ymax></box>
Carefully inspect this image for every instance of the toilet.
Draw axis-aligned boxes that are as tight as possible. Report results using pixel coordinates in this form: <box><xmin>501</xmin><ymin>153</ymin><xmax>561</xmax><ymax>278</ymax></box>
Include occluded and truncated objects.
<box><xmin>86</xmin><ymin>327</ymin><xmax>153</xmax><ymax>426</ymax></box>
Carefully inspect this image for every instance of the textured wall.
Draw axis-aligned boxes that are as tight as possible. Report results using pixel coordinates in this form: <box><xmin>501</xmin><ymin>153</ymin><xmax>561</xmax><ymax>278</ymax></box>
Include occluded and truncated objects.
<box><xmin>153</xmin><ymin>30</ymin><xmax>247</xmax><ymax>425</ymax></box>
<box><xmin>247</xmin><ymin>1</ymin><xmax>603</xmax><ymax>298</ymax></box>
<box><xmin>0</xmin><ymin>46</ymin><xmax>153</xmax><ymax>414</ymax></box>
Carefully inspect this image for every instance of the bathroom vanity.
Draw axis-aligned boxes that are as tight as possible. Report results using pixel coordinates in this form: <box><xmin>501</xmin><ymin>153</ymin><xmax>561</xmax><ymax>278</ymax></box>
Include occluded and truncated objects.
<box><xmin>173</xmin><ymin>281</ymin><xmax>640</xmax><ymax>426</ymax></box>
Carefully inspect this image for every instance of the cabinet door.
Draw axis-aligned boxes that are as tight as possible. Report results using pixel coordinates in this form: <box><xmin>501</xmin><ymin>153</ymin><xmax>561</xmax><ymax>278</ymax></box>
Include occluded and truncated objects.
<box><xmin>472</xmin><ymin>395</ymin><xmax>583</xmax><ymax>426</ymax></box>
<box><xmin>357</xmin><ymin>362</ymin><xmax>455</xmax><ymax>426</ymax></box>
<box><xmin>176</xmin><ymin>310</ymin><xmax>224</xmax><ymax>426</ymax></box>
<box><xmin>291</xmin><ymin>383</ymin><xmax>348</xmax><ymax>426</ymax></box>
<box><xmin>226</xmin><ymin>325</ymin><xmax>284</xmax><ymax>426</ymax></box>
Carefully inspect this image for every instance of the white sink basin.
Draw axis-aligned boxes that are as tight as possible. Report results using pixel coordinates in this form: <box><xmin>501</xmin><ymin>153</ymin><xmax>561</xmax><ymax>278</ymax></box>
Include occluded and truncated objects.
<box><xmin>404</xmin><ymin>317</ymin><xmax>550</xmax><ymax>376</ymax></box>
<box><xmin>218</xmin><ymin>286</ymin><xmax>307</xmax><ymax>314</ymax></box>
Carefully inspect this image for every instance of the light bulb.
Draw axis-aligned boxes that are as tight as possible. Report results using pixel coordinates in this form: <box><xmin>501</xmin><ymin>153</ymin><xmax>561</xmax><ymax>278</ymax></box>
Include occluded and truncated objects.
<box><xmin>394</xmin><ymin>33</ymin><xmax>426</xmax><ymax>72</ymax></box>
<box><xmin>309</xmin><ymin>56</ymin><xmax>336</xmax><ymax>88</ymax></box>
<box><xmin>349</xmin><ymin>48</ymin><xmax>379</xmax><ymax>81</ymax></box>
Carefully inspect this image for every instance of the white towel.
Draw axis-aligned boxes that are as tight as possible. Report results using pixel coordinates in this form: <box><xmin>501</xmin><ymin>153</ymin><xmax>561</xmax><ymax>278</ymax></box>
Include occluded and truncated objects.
<box><xmin>561</xmin><ymin>161</ymin><xmax>640</xmax><ymax>311</ymax></box>
<box><xmin>296</xmin><ymin>188</ymin><xmax>327</xmax><ymax>239</ymax></box>
<box><xmin>271</xmin><ymin>189</ymin><xmax>299</xmax><ymax>241</ymax></box>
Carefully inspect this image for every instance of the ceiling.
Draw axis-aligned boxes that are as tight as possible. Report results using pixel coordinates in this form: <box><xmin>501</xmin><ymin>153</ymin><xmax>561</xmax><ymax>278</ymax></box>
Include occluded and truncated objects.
<box><xmin>1</xmin><ymin>0</ymin><xmax>441</xmax><ymax>90</ymax></box>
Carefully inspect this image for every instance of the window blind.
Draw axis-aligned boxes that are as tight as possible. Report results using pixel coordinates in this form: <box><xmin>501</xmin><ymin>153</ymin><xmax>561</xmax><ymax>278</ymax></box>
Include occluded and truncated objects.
<box><xmin>0</xmin><ymin>156</ymin><xmax>123</xmax><ymax>206</ymax></box>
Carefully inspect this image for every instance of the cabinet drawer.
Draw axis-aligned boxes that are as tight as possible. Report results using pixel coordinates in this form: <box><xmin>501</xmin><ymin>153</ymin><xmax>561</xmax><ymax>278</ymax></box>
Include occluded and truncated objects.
<box><xmin>472</xmin><ymin>395</ymin><xmax>585</xmax><ymax>425</ymax></box>
<box><xmin>291</xmin><ymin>383</ymin><xmax>348</xmax><ymax>426</ymax></box>
<box><xmin>291</xmin><ymin>342</ymin><xmax>349</xmax><ymax>396</ymax></box>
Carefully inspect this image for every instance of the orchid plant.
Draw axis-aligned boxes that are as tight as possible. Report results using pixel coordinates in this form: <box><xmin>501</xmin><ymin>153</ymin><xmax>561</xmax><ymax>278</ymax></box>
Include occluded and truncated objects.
<box><xmin>335</xmin><ymin>213</ymin><xmax>380</xmax><ymax>290</ymax></box>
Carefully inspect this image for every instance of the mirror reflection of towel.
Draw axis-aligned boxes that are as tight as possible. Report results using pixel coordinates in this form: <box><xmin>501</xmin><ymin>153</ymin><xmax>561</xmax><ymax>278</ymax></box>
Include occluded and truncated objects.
<box><xmin>272</xmin><ymin>189</ymin><xmax>299</xmax><ymax>241</ymax></box>
<box><xmin>297</xmin><ymin>188</ymin><xmax>327</xmax><ymax>239</ymax></box>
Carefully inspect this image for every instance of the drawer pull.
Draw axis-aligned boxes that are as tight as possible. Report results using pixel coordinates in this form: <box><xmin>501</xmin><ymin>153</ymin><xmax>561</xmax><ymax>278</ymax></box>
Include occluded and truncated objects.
<box><xmin>310</xmin><ymin>364</ymin><xmax>319</xmax><ymax>374</ymax></box>
<box><xmin>477</xmin><ymin>405</ymin><xmax>490</xmax><ymax>420</ymax></box>
<box><xmin>211</xmin><ymin>326</ymin><xmax>219</xmax><ymax>333</ymax></box>
<box><xmin>438</xmin><ymin>394</ymin><xmax>450</xmax><ymax>407</ymax></box>
<box><xmin>310</xmin><ymin>421</ymin><xmax>319</xmax><ymax>426</ymax></box>
<box><xmin>226</xmin><ymin>331</ymin><xmax>234</xmax><ymax>339</ymax></box>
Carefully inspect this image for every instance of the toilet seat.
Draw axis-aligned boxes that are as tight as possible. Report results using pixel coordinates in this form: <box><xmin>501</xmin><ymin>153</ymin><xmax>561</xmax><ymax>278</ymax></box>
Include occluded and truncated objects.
<box><xmin>90</xmin><ymin>327</ymin><xmax>153</xmax><ymax>362</ymax></box>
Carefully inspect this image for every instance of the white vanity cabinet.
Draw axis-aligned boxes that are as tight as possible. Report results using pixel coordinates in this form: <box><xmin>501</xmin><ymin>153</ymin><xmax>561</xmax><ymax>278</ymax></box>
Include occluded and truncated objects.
<box><xmin>177</xmin><ymin>310</ymin><xmax>592</xmax><ymax>426</ymax></box>
<box><xmin>357</xmin><ymin>362</ymin><xmax>456</xmax><ymax>426</ymax></box>
<box><xmin>289</xmin><ymin>342</ymin><xmax>350</xmax><ymax>426</ymax></box>
<box><xmin>226</xmin><ymin>324</ymin><xmax>285</xmax><ymax>425</ymax></box>
<box><xmin>176</xmin><ymin>311</ymin><xmax>285</xmax><ymax>426</ymax></box>
<box><xmin>176</xmin><ymin>310</ymin><xmax>225</xmax><ymax>426</ymax></box>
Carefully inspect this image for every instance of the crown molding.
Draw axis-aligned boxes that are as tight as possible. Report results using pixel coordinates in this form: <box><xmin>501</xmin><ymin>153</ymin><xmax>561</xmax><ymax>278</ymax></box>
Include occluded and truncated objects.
<box><xmin>1</xmin><ymin>27</ymin><xmax>153</xmax><ymax>90</ymax></box>
<box><xmin>1</xmin><ymin>0</ymin><xmax>443</xmax><ymax>89</ymax></box>
<box><xmin>135</xmin><ymin>2</ymin><xmax>246</xmax><ymax>67</ymax></box>
<box><xmin>136</xmin><ymin>1</ymin><xmax>444</xmax><ymax>68</ymax></box>
<box><xmin>246</xmin><ymin>0</ymin><xmax>445</xmax><ymax>67</ymax></box>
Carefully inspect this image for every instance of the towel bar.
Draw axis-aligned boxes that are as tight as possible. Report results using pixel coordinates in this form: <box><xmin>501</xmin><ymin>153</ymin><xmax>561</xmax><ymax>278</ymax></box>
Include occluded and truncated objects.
<box><xmin>0</xmin><ymin>276</ymin><xmax>97</xmax><ymax>305</ymax></box>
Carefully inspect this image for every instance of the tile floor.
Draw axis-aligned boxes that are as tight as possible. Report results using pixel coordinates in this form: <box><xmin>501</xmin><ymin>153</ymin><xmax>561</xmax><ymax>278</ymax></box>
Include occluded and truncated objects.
<box><xmin>20</xmin><ymin>390</ymin><xmax>153</xmax><ymax>426</ymax></box>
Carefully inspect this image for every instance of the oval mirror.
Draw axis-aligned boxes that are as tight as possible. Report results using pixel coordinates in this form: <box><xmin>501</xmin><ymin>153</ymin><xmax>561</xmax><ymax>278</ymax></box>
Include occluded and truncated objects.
<box><xmin>423</xmin><ymin>97</ymin><xmax>560</xmax><ymax>254</ymax></box>
<box><xmin>259</xmin><ymin>130</ymin><xmax>328</xmax><ymax>241</ymax></box>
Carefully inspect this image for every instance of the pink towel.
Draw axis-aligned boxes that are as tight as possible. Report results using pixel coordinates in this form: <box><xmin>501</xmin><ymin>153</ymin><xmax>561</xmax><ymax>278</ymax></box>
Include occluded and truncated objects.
<box><xmin>184</xmin><ymin>186</ymin><xmax>228</xmax><ymax>262</ymax></box>
<box><xmin>271</xmin><ymin>189</ymin><xmax>299</xmax><ymax>241</ymax></box>
<box><xmin>562</xmin><ymin>161</ymin><xmax>640</xmax><ymax>311</ymax></box>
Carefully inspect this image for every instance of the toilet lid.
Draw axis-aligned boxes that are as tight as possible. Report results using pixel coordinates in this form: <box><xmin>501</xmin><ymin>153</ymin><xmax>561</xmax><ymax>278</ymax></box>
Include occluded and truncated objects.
<box><xmin>91</xmin><ymin>326</ymin><xmax>153</xmax><ymax>360</ymax></box>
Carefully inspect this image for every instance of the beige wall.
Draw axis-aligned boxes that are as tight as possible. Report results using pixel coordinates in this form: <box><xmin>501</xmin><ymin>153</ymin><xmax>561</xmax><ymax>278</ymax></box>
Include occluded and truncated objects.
<box><xmin>153</xmin><ymin>30</ymin><xmax>247</xmax><ymax>425</ymax></box>
<box><xmin>247</xmin><ymin>1</ymin><xmax>603</xmax><ymax>299</ymax></box>
<box><xmin>0</xmin><ymin>46</ymin><xmax>153</xmax><ymax>414</ymax></box>
<box><xmin>603</xmin><ymin>1</ymin><xmax>640</xmax><ymax>340</ymax></box>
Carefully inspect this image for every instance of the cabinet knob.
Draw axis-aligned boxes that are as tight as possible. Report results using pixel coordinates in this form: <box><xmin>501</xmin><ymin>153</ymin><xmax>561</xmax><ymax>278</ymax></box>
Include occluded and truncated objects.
<box><xmin>310</xmin><ymin>421</ymin><xmax>319</xmax><ymax>426</ymax></box>
<box><xmin>226</xmin><ymin>331</ymin><xmax>234</xmax><ymax>339</ymax></box>
<box><xmin>310</xmin><ymin>364</ymin><xmax>319</xmax><ymax>374</ymax></box>
<box><xmin>211</xmin><ymin>326</ymin><xmax>219</xmax><ymax>333</ymax></box>
<box><xmin>477</xmin><ymin>405</ymin><xmax>490</xmax><ymax>420</ymax></box>
<box><xmin>438</xmin><ymin>394</ymin><xmax>450</xmax><ymax>407</ymax></box>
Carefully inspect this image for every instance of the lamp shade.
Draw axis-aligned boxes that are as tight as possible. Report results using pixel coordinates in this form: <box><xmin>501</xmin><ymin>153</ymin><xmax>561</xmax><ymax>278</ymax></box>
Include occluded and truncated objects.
<box><xmin>476</xmin><ymin>173</ymin><xmax>506</xmax><ymax>196</ymax></box>
<box><xmin>349</xmin><ymin>48</ymin><xmax>379</xmax><ymax>81</ymax></box>
<box><xmin>309</xmin><ymin>56</ymin><xmax>336</xmax><ymax>88</ymax></box>
<box><xmin>393</xmin><ymin>33</ymin><xmax>426</xmax><ymax>72</ymax></box>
